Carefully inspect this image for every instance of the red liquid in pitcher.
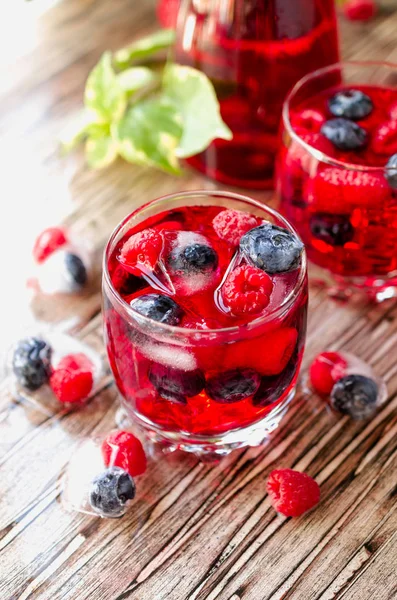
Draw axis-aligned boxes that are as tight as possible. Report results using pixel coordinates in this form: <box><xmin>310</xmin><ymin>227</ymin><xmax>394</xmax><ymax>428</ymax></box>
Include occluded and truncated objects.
<box><xmin>105</xmin><ymin>205</ymin><xmax>307</xmax><ymax>437</ymax></box>
<box><xmin>278</xmin><ymin>85</ymin><xmax>397</xmax><ymax>278</ymax></box>
<box><xmin>174</xmin><ymin>0</ymin><xmax>339</xmax><ymax>188</ymax></box>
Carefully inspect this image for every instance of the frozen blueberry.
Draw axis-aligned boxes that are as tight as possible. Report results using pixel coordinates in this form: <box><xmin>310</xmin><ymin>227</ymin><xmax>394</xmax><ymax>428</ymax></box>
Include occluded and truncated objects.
<box><xmin>64</xmin><ymin>253</ymin><xmax>88</xmax><ymax>287</ymax></box>
<box><xmin>240</xmin><ymin>223</ymin><xmax>303</xmax><ymax>274</ymax></box>
<box><xmin>252</xmin><ymin>356</ymin><xmax>297</xmax><ymax>407</ymax></box>
<box><xmin>89</xmin><ymin>467</ymin><xmax>135</xmax><ymax>518</ymax></box>
<box><xmin>328</xmin><ymin>89</ymin><xmax>373</xmax><ymax>120</ymax></box>
<box><xmin>130</xmin><ymin>293</ymin><xmax>183</xmax><ymax>325</ymax></box>
<box><xmin>12</xmin><ymin>337</ymin><xmax>52</xmax><ymax>391</ymax></box>
<box><xmin>168</xmin><ymin>243</ymin><xmax>218</xmax><ymax>274</ymax></box>
<box><xmin>148</xmin><ymin>363</ymin><xmax>205</xmax><ymax>404</ymax></box>
<box><xmin>385</xmin><ymin>153</ymin><xmax>397</xmax><ymax>189</ymax></box>
<box><xmin>321</xmin><ymin>118</ymin><xmax>368</xmax><ymax>151</ymax></box>
<box><xmin>206</xmin><ymin>369</ymin><xmax>261</xmax><ymax>404</ymax></box>
<box><xmin>310</xmin><ymin>213</ymin><xmax>355</xmax><ymax>247</ymax></box>
<box><xmin>331</xmin><ymin>374</ymin><xmax>378</xmax><ymax>420</ymax></box>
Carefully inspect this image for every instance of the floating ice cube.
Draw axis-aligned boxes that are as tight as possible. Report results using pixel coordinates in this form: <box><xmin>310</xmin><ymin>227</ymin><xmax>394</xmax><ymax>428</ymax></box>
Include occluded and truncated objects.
<box><xmin>138</xmin><ymin>342</ymin><xmax>198</xmax><ymax>371</ymax></box>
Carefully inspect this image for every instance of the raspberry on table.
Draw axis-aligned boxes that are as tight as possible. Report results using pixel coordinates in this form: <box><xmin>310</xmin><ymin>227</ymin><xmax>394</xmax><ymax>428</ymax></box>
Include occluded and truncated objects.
<box><xmin>343</xmin><ymin>0</ymin><xmax>378</xmax><ymax>22</ymax></box>
<box><xmin>373</xmin><ymin>120</ymin><xmax>397</xmax><ymax>156</ymax></box>
<box><xmin>212</xmin><ymin>209</ymin><xmax>259</xmax><ymax>247</ymax></box>
<box><xmin>309</xmin><ymin>351</ymin><xmax>348</xmax><ymax>396</ymax></box>
<box><xmin>101</xmin><ymin>430</ymin><xmax>147</xmax><ymax>477</ymax></box>
<box><xmin>221</xmin><ymin>265</ymin><xmax>273</xmax><ymax>315</ymax></box>
<box><xmin>267</xmin><ymin>469</ymin><xmax>320</xmax><ymax>517</ymax></box>
<box><xmin>118</xmin><ymin>228</ymin><xmax>163</xmax><ymax>275</ymax></box>
<box><xmin>33</xmin><ymin>227</ymin><xmax>68</xmax><ymax>263</ymax></box>
<box><xmin>50</xmin><ymin>352</ymin><xmax>94</xmax><ymax>403</ymax></box>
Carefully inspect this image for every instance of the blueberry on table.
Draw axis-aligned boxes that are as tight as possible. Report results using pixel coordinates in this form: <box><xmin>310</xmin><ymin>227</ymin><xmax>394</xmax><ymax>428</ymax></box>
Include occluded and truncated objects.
<box><xmin>12</xmin><ymin>337</ymin><xmax>52</xmax><ymax>391</ymax></box>
<box><xmin>206</xmin><ymin>369</ymin><xmax>261</xmax><ymax>403</ymax></box>
<box><xmin>130</xmin><ymin>293</ymin><xmax>183</xmax><ymax>325</ymax></box>
<box><xmin>240</xmin><ymin>223</ymin><xmax>303</xmax><ymax>274</ymax></box>
<box><xmin>321</xmin><ymin>118</ymin><xmax>368</xmax><ymax>151</ymax></box>
<box><xmin>89</xmin><ymin>467</ymin><xmax>135</xmax><ymax>518</ymax></box>
<box><xmin>331</xmin><ymin>374</ymin><xmax>379</xmax><ymax>420</ymax></box>
<box><xmin>168</xmin><ymin>243</ymin><xmax>218</xmax><ymax>274</ymax></box>
<box><xmin>64</xmin><ymin>253</ymin><xmax>88</xmax><ymax>287</ymax></box>
<box><xmin>385</xmin><ymin>154</ymin><xmax>397</xmax><ymax>189</ymax></box>
<box><xmin>328</xmin><ymin>89</ymin><xmax>373</xmax><ymax>120</ymax></box>
<box><xmin>310</xmin><ymin>213</ymin><xmax>355</xmax><ymax>247</ymax></box>
<box><xmin>148</xmin><ymin>363</ymin><xmax>205</xmax><ymax>404</ymax></box>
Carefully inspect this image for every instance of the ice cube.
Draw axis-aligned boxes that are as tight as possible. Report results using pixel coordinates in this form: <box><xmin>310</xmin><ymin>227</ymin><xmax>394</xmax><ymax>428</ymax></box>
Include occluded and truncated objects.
<box><xmin>138</xmin><ymin>342</ymin><xmax>198</xmax><ymax>371</ymax></box>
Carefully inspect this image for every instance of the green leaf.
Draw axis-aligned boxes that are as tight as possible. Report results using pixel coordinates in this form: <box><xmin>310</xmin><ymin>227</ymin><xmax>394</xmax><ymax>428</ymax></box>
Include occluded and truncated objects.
<box><xmin>85</xmin><ymin>136</ymin><xmax>118</xmax><ymax>169</ymax></box>
<box><xmin>84</xmin><ymin>52</ymin><xmax>127</xmax><ymax>122</ymax></box>
<box><xmin>114</xmin><ymin>29</ymin><xmax>175</xmax><ymax>68</ymax></box>
<box><xmin>117</xmin><ymin>67</ymin><xmax>157</xmax><ymax>94</ymax></box>
<box><xmin>113</xmin><ymin>97</ymin><xmax>183</xmax><ymax>174</ymax></box>
<box><xmin>59</xmin><ymin>111</ymin><xmax>111</xmax><ymax>153</ymax></box>
<box><xmin>163</xmin><ymin>64</ymin><xmax>232</xmax><ymax>158</ymax></box>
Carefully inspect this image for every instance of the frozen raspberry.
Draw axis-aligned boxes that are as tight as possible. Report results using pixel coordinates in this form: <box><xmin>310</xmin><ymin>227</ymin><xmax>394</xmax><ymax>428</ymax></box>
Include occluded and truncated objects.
<box><xmin>50</xmin><ymin>353</ymin><xmax>94</xmax><ymax>403</ymax></box>
<box><xmin>291</xmin><ymin>109</ymin><xmax>326</xmax><ymax>133</ymax></box>
<box><xmin>33</xmin><ymin>227</ymin><xmax>68</xmax><ymax>263</ymax></box>
<box><xmin>306</xmin><ymin>167</ymin><xmax>391</xmax><ymax>214</ymax></box>
<box><xmin>212</xmin><ymin>209</ymin><xmax>259</xmax><ymax>247</ymax></box>
<box><xmin>267</xmin><ymin>469</ymin><xmax>320</xmax><ymax>517</ymax></box>
<box><xmin>309</xmin><ymin>352</ymin><xmax>348</xmax><ymax>396</ymax></box>
<box><xmin>344</xmin><ymin>0</ymin><xmax>378</xmax><ymax>22</ymax></box>
<box><xmin>373</xmin><ymin>120</ymin><xmax>397</xmax><ymax>156</ymax></box>
<box><xmin>118</xmin><ymin>228</ymin><xmax>163</xmax><ymax>275</ymax></box>
<box><xmin>156</xmin><ymin>0</ymin><xmax>180</xmax><ymax>28</ymax></box>
<box><xmin>221</xmin><ymin>265</ymin><xmax>273</xmax><ymax>315</ymax></box>
<box><xmin>102</xmin><ymin>430</ymin><xmax>147</xmax><ymax>477</ymax></box>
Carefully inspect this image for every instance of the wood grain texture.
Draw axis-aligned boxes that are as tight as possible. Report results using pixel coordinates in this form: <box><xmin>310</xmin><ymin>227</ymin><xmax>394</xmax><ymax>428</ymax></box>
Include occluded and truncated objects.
<box><xmin>0</xmin><ymin>1</ymin><xmax>397</xmax><ymax>599</ymax></box>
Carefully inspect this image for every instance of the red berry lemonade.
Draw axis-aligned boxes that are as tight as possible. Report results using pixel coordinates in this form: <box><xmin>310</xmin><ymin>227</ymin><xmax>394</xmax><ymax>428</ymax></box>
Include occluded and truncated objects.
<box><xmin>103</xmin><ymin>192</ymin><xmax>307</xmax><ymax>452</ymax></box>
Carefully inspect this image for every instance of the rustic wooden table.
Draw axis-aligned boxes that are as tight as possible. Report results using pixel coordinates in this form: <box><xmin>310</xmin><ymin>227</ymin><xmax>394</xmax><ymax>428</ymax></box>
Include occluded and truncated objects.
<box><xmin>1</xmin><ymin>1</ymin><xmax>397</xmax><ymax>599</ymax></box>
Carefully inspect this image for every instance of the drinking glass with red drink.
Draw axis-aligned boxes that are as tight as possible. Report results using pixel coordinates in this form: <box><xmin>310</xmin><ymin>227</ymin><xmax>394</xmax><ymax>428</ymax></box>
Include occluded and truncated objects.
<box><xmin>103</xmin><ymin>191</ymin><xmax>307</xmax><ymax>458</ymax></box>
<box><xmin>276</xmin><ymin>62</ymin><xmax>397</xmax><ymax>301</ymax></box>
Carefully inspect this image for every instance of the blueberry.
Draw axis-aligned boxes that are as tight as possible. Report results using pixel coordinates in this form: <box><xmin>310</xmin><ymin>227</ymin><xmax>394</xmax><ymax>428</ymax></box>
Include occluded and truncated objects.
<box><xmin>130</xmin><ymin>293</ymin><xmax>183</xmax><ymax>325</ymax></box>
<box><xmin>168</xmin><ymin>243</ymin><xmax>218</xmax><ymax>274</ymax></box>
<box><xmin>12</xmin><ymin>337</ymin><xmax>52</xmax><ymax>391</ymax></box>
<box><xmin>148</xmin><ymin>363</ymin><xmax>205</xmax><ymax>404</ymax></box>
<box><xmin>206</xmin><ymin>369</ymin><xmax>260</xmax><ymax>404</ymax></box>
<box><xmin>331</xmin><ymin>374</ymin><xmax>378</xmax><ymax>420</ymax></box>
<box><xmin>252</xmin><ymin>356</ymin><xmax>297</xmax><ymax>407</ymax></box>
<box><xmin>64</xmin><ymin>253</ymin><xmax>88</xmax><ymax>287</ymax></box>
<box><xmin>385</xmin><ymin>153</ymin><xmax>397</xmax><ymax>189</ymax></box>
<box><xmin>321</xmin><ymin>118</ymin><xmax>368</xmax><ymax>151</ymax></box>
<box><xmin>328</xmin><ymin>89</ymin><xmax>373</xmax><ymax>120</ymax></box>
<box><xmin>310</xmin><ymin>213</ymin><xmax>355</xmax><ymax>247</ymax></box>
<box><xmin>240</xmin><ymin>223</ymin><xmax>303</xmax><ymax>274</ymax></box>
<box><xmin>89</xmin><ymin>467</ymin><xmax>135</xmax><ymax>518</ymax></box>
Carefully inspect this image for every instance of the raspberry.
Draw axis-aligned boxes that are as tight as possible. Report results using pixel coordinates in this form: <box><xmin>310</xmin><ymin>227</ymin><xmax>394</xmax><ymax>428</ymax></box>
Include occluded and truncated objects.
<box><xmin>221</xmin><ymin>265</ymin><xmax>273</xmax><ymax>315</ymax></box>
<box><xmin>373</xmin><ymin>120</ymin><xmax>397</xmax><ymax>156</ymax></box>
<box><xmin>50</xmin><ymin>353</ymin><xmax>94</xmax><ymax>403</ymax></box>
<box><xmin>118</xmin><ymin>228</ymin><xmax>163</xmax><ymax>275</ymax></box>
<box><xmin>224</xmin><ymin>327</ymin><xmax>298</xmax><ymax>376</ymax></box>
<box><xmin>212</xmin><ymin>209</ymin><xmax>259</xmax><ymax>247</ymax></box>
<box><xmin>309</xmin><ymin>351</ymin><xmax>348</xmax><ymax>396</ymax></box>
<box><xmin>291</xmin><ymin>109</ymin><xmax>326</xmax><ymax>133</ymax></box>
<box><xmin>156</xmin><ymin>0</ymin><xmax>180</xmax><ymax>28</ymax></box>
<box><xmin>267</xmin><ymin>469</ymin><xmax>320</xmax><ymax>517</ymax></box>
<box><xmin>33</xmin><ymin>227</ymin><xmax>68</xmax><ymax>263</ymax></box>
<box><xmin>306</xmin><ymin>167</ymin><xmax>391</xmax><ymax>214</ymax></box>
<box><xmin>343</xmin><ymin>0</ymin><xmax>378</xmax><ymax>22</ymax></box>
<box><xmin>101</xmin><ymin>430</ymin><xmax>147</xmax><ymax>477</ymax></box>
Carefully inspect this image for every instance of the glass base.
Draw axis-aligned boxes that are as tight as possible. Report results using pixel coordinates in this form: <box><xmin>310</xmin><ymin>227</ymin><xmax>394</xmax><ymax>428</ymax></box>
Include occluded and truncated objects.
<box><xmin>309</xmin><ymin>263</ymin><xmax>397</xmax><ymax>303</ymax></box>
<box><xmin>117</xmin><ymin>389</ymin><xmax>295</xmax><ymax>461</ymax></box>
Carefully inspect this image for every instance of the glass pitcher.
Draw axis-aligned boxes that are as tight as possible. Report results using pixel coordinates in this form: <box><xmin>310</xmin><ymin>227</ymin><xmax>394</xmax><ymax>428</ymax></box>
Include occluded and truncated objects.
<box><xmin>173</xmin><ymin>0</ymin><xmax>340</xmax><ymax>189</ymax></box>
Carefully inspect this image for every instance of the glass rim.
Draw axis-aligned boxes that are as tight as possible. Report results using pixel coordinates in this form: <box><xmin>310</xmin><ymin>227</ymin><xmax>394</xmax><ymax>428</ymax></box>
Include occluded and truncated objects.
<box><xmin>103</xmin><ymin>190</ymin><xmax>307</xmax><ymax>337</ymax></box>
<box><xmin>283</xmin><ymin>60</ymin><xmax>397</xmax><ymax>173</ymax></box>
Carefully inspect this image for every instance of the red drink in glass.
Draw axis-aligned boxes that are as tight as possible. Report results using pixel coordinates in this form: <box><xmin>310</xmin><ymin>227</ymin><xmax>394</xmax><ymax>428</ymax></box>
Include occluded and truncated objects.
<box><xmin>277</xmin><ymin>62</ymin><xmax>397</xmax><ymax>301</ymax></box>
<box><xmin>103</xmin><ymin>191</ymin><xmax>307</xmax><ymax>457</ymax></box>
<box><xmin>173</xmin><ymin>0</ymin><xmax>339</xmax><ymax>188</ymax></box>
